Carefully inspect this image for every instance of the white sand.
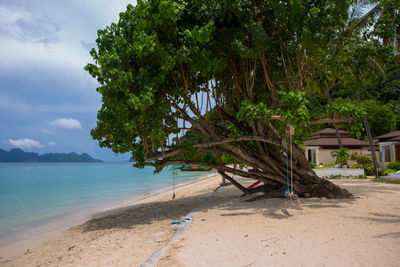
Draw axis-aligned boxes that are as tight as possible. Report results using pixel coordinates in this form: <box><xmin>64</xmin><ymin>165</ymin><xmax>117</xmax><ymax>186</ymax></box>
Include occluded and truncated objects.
<box><xmin>1</xmin><ymin>176</ymin><xmax>399</xmax><ymax>267</ymax></box>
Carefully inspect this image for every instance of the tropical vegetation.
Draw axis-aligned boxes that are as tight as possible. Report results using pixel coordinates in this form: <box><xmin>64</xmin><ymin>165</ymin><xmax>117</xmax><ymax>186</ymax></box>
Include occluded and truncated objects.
<box><xmin>86</xmin><ymin>0</ymin><xmax>399</xmax><ymax>198</ymax></box>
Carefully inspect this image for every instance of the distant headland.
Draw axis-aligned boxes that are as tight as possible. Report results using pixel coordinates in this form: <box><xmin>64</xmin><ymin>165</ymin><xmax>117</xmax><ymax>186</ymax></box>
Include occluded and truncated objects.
<box><xmin>0</xmin><ymin>148</ymin><xmax>103</xmax><ymax>162</ymax></box>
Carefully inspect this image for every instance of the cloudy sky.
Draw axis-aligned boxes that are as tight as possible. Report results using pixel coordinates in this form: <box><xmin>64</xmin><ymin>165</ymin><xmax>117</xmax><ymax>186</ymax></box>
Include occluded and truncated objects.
<box><xmin>0</xmin><ymin>0</ymin><xmax>135</xmax><ymax>161</ymax></box>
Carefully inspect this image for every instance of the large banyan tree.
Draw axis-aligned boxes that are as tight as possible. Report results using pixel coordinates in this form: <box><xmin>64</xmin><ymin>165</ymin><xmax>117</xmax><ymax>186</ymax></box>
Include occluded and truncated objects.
<box><xmin>84</xmin><ymin>0</ymin><xmax>385</xmax><ymax>198</ymax></box>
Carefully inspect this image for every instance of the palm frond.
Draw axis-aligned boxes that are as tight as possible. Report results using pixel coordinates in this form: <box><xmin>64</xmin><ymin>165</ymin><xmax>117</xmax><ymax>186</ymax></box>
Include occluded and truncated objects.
<box><xmin>347</xmin><ymin>3</ymin><xmax>382</xmax><ymax>34</ymax></box>
<box><xmin>365</xmin><ymin>55</ymin><xmax>386</xmax><ymax>79</ymax></box>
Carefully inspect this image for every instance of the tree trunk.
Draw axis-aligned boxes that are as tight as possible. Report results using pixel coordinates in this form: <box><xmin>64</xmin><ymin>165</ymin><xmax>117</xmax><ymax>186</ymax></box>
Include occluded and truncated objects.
<box><xmin>355</xmin><ymin>91</ymin><xmax>379</xmax><ymax>178</ymax></box>
<box><xmin>327</xmin><ymin>91</ymin><xmax>343</xmax><ymax>150</ymax></box>
<box><xmin>218</xmin><ymin>146</ymin><xmax>352</xmax><ymax>199</ymax></box>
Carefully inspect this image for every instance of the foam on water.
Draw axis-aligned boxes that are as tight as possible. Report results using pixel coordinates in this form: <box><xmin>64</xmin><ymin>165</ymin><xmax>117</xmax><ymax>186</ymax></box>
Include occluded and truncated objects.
<box><xmin>0</xmin><ymin>162</ymin><xmax>210</xmax><ymax>246</ymax></box>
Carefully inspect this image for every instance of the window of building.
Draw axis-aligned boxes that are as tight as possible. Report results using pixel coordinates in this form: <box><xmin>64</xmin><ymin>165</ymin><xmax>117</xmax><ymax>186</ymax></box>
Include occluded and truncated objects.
<box><xmin>382</xmin><ymin>146</ymin><xmax>391</xmax><ymax>162</ymax></box>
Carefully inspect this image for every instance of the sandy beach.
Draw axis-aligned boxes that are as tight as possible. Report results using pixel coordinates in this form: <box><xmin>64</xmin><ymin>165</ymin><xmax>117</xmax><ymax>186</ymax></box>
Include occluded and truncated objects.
<box><xmin>1</xmin><ymin>175</ymin><xmax>399</xmax><ymax>266</ymax></box>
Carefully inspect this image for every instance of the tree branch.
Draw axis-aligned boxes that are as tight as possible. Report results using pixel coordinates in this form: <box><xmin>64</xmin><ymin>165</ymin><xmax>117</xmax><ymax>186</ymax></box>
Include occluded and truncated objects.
<box><xmin>139</xmin><ymin>159</ymin><xmax>285</xmax><ymax>184</ymax></box>
<box><xmin>147</xmin><ymin>135</ymin><xmax>281</xmax><ymax>160</ymax></box>
<box><xmin>309</xmin><ymin>117</ymin><xmax>354</xmax><ymax>125</ymax></box>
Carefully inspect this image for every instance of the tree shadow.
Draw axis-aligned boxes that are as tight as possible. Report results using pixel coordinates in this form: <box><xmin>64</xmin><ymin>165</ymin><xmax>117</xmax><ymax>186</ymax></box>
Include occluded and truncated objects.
<box><xmin>340</xmin><ymin>181</ymin><xmax>400</xmax><ymax>197</ymax></box>
<box><xmin>212</xmin><ymin>190</ymin><xmax>355</xmax><ymax>220</ymax></box>
<box><xmin>80</xmin><ymin>192</ymin><xmax>212</xmax><ymax>232</ymax></box>
<box><xmin>78</xmin><ymin>183</ymin><xmax>358</xmax><ymax>233</ymax></box>
<box><xmin>373</xmin><ymin>232</ymin><xmax>400</xmax><ymax>239</ymax></box>
<box><xmin>344</xmin><ymin>212</ymin><xmax>400</xmax><ymax>224</ymax></box>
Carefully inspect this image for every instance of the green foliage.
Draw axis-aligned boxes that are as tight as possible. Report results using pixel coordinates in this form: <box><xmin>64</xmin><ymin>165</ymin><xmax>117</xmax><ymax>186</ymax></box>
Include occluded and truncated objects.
<box><xmin>308</xmin><ymin>161</ymin><xmax>316</xmax><ymax>169</ymax></box>
<box><xmin>237</xmin><ymin>91</ymin><xmax>310</xmax><ymax>127</ymax></box>
<box><xmin>221</xmin><ymin>154</ymin><xmax>238</xmax><ymax>165</ymax></box>
<box><xmin>374</xmin><ymin>62</ymin><xmax>400</xmax><ymax>104</ymax></box>
<box><xmin>330</xmin><ymin>148</ymin><xmax>350</xmax><ymax>168</ymax></box>
<box><xmin>362</xmin><ymin>100</ymin><xmax>395</xmax><ymax>138</ymax></box>
<box><xmin>85</xmin><ymin>0</ymin><xmax>395</xmax><ymax>169</ymax></box>
<box><xmin>387</xmin><ymin>100</ymin><xmax>400</xmax><ymax>130</ymax></box>
<box><xmin>326</xmin><ymin>97</ymin><xmax>363</xmax><ymax>120</ymax></box>
<box><xmin>387</xmin><ymin>161</ymin><xmax>400</xmax><ymax>171</ymax></box>
<box><xmin>351</xmin><ymin>163</ymin><xmax>373</xmax><ymax>176</ymax></box>
<box><xmin>325</xmin><ymin>98</ymin><xmax>396</xmax><ymax>140</ymax></box>
<box><xmin>350</xmin><ymin>152</ymin><xmax>372</xmax><ymax>165</ymax></box>
<box><xmin>363</xmin><ymin>165</ymin><xmax>375</xmax><ymax>176</ymax></box>
<box><xmin>383</xmin><ymin>169</ymin><xmax>398</xmax><ymax>176</ymax></box>
<box><xmin>279</xmin><ymin>91</ymin><xmax>310</xmax><ymax>126</ymax></box>
<box><xmin>236</xmin><ymin>101</ymin><xmax>276</xmax><ymax>122</ymax></box>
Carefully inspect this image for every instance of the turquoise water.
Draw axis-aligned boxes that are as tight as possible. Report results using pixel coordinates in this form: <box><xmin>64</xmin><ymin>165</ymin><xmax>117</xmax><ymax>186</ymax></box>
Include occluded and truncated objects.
<box><xmin>0</xmin><ymin>162</ymin><xmax>211</xmax><ymax>246</ymax></box>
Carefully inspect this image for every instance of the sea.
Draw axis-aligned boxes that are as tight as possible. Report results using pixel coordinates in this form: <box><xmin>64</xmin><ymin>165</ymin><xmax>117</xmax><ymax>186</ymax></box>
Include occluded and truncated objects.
<box><xmin>0</xmin><ymin>162</ymin><xmax>212</xmax><ymax>247</ymax></box>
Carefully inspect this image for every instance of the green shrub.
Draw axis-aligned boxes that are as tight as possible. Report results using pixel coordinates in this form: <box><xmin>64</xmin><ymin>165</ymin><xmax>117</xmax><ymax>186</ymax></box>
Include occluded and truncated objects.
<box><xmin>387</xmin><ymin>161</ymin><xmax>400</xmax><ymax>171</ymax></box>
<box><xmin>352</xmin><ymin>163</ymin><xmax>361</xmax><ymax>169</ymax></box>
<box><xmin>309</xmin><ymin>161</ymin><xmax>316</xmax><ymax>169</ymax></box>
<box><xmin>350</xmin><ymin>152</ymin><xmax>372</xmax><ymax>165</ymax></box>
<box><xmin>351</xmin><ymin>163</ymin><xmax>374</xmax><ymax>176</ymax></box>
<box><xmin>356</xmin><ymin>155</ymin><xmax>372</xmax><ymax>165</ymax></box>
<box><xmin>325</xmin><ymin>163</ymin><xmax>336</xmax><ymax>168</ymax></box>
<box><xmin>383</xmin><ymin>169</ymin><xmax>397</xmax><ymax>176</ymax></box>
<box><xmin>363</xmin><ymin>165</ymin><xmax>375</xmax><ymax>176</ymax></box>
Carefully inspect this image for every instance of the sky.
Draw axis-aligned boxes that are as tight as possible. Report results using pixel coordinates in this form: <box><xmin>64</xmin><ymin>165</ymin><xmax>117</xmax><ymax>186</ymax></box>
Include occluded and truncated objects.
<box><xmin>0</xmin><ymin>0</ymin><xmax>136</xmax><ymax>162</ymax></box>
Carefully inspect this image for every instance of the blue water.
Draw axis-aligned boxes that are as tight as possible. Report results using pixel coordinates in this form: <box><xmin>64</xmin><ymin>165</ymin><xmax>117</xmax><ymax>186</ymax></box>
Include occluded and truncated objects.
<box><xmin>0</xmin><ymin>162</ymin><xmax>211</xmax><ymax>246</ymax></box>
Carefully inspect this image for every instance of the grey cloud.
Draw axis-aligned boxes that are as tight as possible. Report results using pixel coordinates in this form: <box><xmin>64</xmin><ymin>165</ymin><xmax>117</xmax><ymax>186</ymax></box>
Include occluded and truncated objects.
<box><xmin>16</xmin><ymin>17</ymin><xmax>60</xmax><ymax>44</ymax></box>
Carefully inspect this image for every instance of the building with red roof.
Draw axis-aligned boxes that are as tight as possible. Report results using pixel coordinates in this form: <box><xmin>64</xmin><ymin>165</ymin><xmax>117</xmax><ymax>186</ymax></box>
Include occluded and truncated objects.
<box><xmin>304</xmin><ymin>128</ymin><xmax>370</xmax><ymax>165</ymax></box>
<box><xmin>374</xmin><ymin>131</ymin><xmax>400</xmax><ymax>163</ymax></box>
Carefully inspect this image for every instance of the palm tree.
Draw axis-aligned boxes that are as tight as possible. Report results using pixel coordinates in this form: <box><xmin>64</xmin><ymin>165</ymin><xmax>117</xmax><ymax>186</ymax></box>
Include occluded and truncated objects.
<box><xmin>331</xmin><ymin>148</ymin><xmax>350</xmax><ymax>168</ymax></box>
<box><xmin>328</xmin><ymin>1</ymin><xmax>384</xmax><ymax>177</ymax></box>
<box><xmin>306</xmin><ymin>1</ymin><xmax>382</xmax><ymax>151</ymax></box>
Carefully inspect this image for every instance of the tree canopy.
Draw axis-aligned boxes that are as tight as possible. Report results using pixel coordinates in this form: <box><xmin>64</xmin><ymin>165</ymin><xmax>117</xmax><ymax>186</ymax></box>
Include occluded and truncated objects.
<box><xmin>85</xmin><ymin>0</ymin><xmax>397</xmax><ymax>198</ymax></box>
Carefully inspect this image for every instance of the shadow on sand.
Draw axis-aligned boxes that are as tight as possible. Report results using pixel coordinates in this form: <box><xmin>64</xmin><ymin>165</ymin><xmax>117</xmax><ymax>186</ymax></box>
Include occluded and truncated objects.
<box><xmin>79</xmin><ymin>182</ymin><xmax>357</xmax><ymax>233</ymax></box>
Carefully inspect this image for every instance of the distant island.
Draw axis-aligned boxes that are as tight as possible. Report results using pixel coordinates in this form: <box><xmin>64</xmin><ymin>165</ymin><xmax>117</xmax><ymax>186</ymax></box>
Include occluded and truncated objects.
<box><xmin>0</xmin><ymin>148</ymin><xmax>103</xmax><ymax>162</ymax></box>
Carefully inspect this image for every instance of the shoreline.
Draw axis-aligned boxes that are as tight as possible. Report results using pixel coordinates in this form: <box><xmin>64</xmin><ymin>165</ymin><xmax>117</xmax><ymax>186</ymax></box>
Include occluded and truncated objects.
<box><xmin>0</xmin><ymin>172</ymin><xmax>218</xmax><ymax>260</ymax></box>
<box><xmin>88</xmin><ymin>172</ymin><xmax>217</xmax><ymax>219</ymax></box>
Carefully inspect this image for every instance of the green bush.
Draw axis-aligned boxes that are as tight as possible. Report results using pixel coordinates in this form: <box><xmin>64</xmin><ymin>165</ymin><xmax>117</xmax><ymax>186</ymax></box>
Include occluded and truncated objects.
<box><xmin>356</xmin><ymin>155</ymin><xmax>372</xmax><ymax>165</ymax></box>
<box><xmin>351</xmin><ymin>163</ymin><xmax>374</xmax><ymax>176</ymax></box>
<box><xmin>350</xmin><ymin>152</ymin><xmax>372</xmax><ymax>165</ymax></box>
<box><xmin>325</xmin><ymin>163</ymin><xmax>336</xmax><ymax>168</ymax></box>
<box><xmin>352</xmin><ymin>163</ymin><xmax>361</xmax><ymax>169</ymax></box>
<box><xmin>387</xmin><ymin>161</ymin><xmax>400</xmax><ymax>171</ymax></box>
<box><xmin>309</xmin><ymin>161</ymin><xmax>316</xmax><ymax>169</ymax></box>
<box><xmin>383</xmin><ymin>169</ymin><xmax>397</xmax><ymax>176</ymax></box>
<box><xmin>363</xmin><ymin>165</ymin><xmax>375</xmax><ymax>176</ymax></box>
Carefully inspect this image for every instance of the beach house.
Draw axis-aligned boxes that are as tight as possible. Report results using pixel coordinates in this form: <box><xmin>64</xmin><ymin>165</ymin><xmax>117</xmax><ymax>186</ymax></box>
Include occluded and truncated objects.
<box><xmin>374</xmin><ymin>130</ymin><xmax>400</xmax><ymax>163</ymax></box>
<box><xmin>304</xmin><ymin>128</ymin><xmax>369</xmax><ymax>165</ymax></box>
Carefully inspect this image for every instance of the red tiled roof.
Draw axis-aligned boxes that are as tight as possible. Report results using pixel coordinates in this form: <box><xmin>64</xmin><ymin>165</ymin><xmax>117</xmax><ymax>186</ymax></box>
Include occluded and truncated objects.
<box><xmin>390</xmin><ymin>136</ymin><xmax>400</xmax><ymax>141</ymax></box>
<box><xmin>304</xmin><ymin>137</ymin><xmax>369</xmax><ymax>148</ymax></box>
<box><xmin>375</xmin><ymin>131</ymin><xmax>400</xmax><ymax>141</ymax></box>
<box><xmin>312</xmin><ymin>128</ymin><xmax>351</xmax><ymax>136</ymax></box>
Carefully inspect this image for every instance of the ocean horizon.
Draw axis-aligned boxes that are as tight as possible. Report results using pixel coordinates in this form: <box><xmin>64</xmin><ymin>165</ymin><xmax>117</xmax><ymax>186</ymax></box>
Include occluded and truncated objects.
<box><xmin>0</xmin><ymin>162</ymin><xmax>212</xmax><ymax>246</ymax></box>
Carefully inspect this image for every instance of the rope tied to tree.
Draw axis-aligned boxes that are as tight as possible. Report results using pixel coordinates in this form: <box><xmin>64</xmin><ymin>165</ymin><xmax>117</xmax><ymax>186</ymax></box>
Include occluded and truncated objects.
<box><xmin>285</xmin><ymin>139</ymin><xmax>290</xmax><ymax>195</ymax></box>
<box><xmin>284</xmin><ymin>126</ymin><xmax>303</xmax><ymax>209</ymax></box>
<box><xmin>172</xmin><ymin>169</ymin><xmax>176</xmax><ymax>199</ymax></box>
